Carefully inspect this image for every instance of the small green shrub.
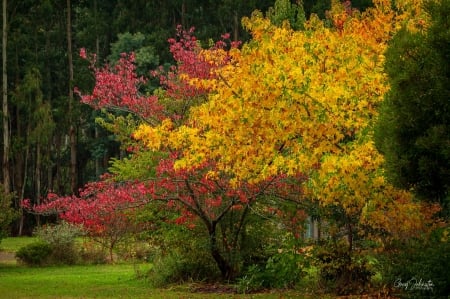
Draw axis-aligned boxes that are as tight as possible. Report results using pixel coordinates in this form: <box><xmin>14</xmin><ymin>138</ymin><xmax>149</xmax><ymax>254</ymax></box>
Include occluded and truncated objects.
<box><xmin>312</xmin><ymin>241</ymin><xmax>374</xmax><ymax>295</ymax></box>
<box><xmin>15</xmin><ymin>241</ymin><xmax>52</xmax><ymax>266</ymax></box>
<box><xmin>236</xmin><ymin>264</ymin><xmax>265</xmax><ymax>293</ymax></box>
<box><xmin>147</xmin><ymin>249</ymin><xmax>220</xmax><ymax>287</ymax></box>
<box><xmin>237</xmin><ymin>250</ymin><xmax>306</xmax><ymax>293</ymax></box>
<box><xmin>237</xmin><ymin>236</ymin><xmax>309</xmax><ymax>293</ymax></box>
<box><xmin>145</xmin><ymin>224</ymin><xmax>221</xmax><ymax>286</ymax></box>
<box><xmin>34</xmin><ymin>222</ymin><xmax>82</xmax><ymax>265</ymax></box>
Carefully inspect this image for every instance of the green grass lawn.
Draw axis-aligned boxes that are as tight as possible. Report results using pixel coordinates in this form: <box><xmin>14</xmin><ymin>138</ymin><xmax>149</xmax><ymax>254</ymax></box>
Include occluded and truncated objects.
<box><xmin>0</xmin><ymin>236</ymin><xmax>36</xmax><ymax>252</ymax></box>
<box><xmin>0</xmin><ymin>263</ymin><xmax>312</xmax><ymax>299</ymax></box>
<box><xmin>0</xmin><ymin>263</ymin><xmax>155</xmax><ymax>299</ymax></box>
<box><xmin>0</xmin><ymin>237</ymin><xmax>315</xmax><ymax>299</ymax></box>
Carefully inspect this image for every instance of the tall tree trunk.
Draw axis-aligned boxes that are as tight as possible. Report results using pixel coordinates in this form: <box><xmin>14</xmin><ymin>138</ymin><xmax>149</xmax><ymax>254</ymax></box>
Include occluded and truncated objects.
<box><xmin>66</xmin><ymin>0</ymin><xmax>76</xmax><ymax>194</ymax></box>
<box><xmin>233</xmin><ymin>11</ymin><xmax>238</xmax><ymax>42</ymax></box>
<box><xmin>12</xmin><ymin>37</ymin><xmax>24</xmax><ymax>235</ymax></box>
<box><xmin>94</xmin><ymin>0</ymin><xmax>101</xmax><ymax>179</ymax></box>
<box><xmin>181</xmin><ymin>0</ymin><xmax>186</xmax><ymax>28</ymax></box>
<box><xmin>18</xmin><ymin>144</ymin><xmax>28</xmax><ymax>236</ymax></box>
<box><xmin>209</xmin><ymin>223</ymin><xmax>233</xmax><ymax>280</ymax></box>
<box><xmin>35</xmin><ymin>142</ymin><xmax>41</xmax><ymax>226</ymax></box>
<box><xmin>2</xmin><ymin>0</ymin><xmax>10</xmax><ymax>194</ymax></box>
<box><xmin>54</xmin><ymin>135</ymin><xmax>63</xmax><ymax>194</ymax></box>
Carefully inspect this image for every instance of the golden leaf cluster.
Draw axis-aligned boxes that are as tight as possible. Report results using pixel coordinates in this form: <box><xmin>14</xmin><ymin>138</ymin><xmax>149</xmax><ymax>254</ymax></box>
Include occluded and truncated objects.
<box><xmin>134</xmin><ymin>0</ymin><xmax>436</xmax><ymax>240</ymax></box>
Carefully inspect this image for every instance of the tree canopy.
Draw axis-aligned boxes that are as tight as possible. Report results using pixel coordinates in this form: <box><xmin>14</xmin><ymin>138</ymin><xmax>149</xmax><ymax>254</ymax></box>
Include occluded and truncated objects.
<box><xmin>134</xmin><ymin>0</ymin><xmax>437</xmax><ymax>245</ymax></box>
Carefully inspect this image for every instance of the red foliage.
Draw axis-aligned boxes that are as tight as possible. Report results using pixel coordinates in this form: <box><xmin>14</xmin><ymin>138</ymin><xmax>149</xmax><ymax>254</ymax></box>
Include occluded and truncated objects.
<box><xmin>78</xmin><ymin>26</ymin><xmax>238</xmax><ymax>123</ymax></box>
<box><xmin>77</xmin><ymin>51</ymin><xmax>163</xmax><ymax>120</ymax></box>
<box><xmin>151</xmin><ymin>26</ymin><xmax>239</xmax><ymax>102</ymax></box>
<box><xmin>28</xmin><ymin>178</ymin><xmax>149</xmax><ymax>236</ymax></box>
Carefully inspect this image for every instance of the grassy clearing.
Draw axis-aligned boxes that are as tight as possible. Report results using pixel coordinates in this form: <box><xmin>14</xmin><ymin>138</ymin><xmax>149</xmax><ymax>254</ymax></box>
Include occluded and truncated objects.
<box><xmin>0</xmin><ymin>237</ymin><xmax>315</xmax><ymax>299</ymax></box>
<box><xmin>0</xmin><ymin>263</ymin><xmax>312</xmax><ymax>299</ymax></box>
<box><xmin>0</xmin><ymin>263</ymin><xmax>152</xmax><ymax>299</ymax></box>
<box><xmin>0</xmin><ymin>236</ymin><xmax>36</xmax><ymax>252</ymax></box>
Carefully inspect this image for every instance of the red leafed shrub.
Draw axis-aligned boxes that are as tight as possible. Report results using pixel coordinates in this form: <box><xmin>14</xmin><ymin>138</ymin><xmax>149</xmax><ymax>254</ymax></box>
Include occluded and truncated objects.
<box><xmin>25</xmin><ymin>178</ymin><xmax>150</xmax><ymax>262</ymax></box>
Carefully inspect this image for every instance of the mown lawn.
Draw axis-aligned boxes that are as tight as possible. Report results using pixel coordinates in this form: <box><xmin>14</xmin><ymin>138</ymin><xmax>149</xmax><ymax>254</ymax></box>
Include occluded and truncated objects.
<box><xmin>0</xmin><ymin>236</ymin><xmax>36</xmax><ymax>252</ymax></box>
<box><xmin>0</xmin><ymin>237</ymin><xmax>316</xmax><ymax>299</ymax></box>
<box><xmin>0</xmin><ymin>263</ymin><xmax>155</xmax><ymax>299</ymax></box>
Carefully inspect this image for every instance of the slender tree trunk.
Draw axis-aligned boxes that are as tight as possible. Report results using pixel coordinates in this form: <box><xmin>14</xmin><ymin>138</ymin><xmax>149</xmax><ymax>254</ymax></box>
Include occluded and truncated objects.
<box><xmin>35</xmin><ymin>142</ymin><xmax>41</xmax><ymax>226</ymax></box>
<box><xmin>209</xmin><ymin>223</ymin><xmax>233</xmax><ymax>280</ymax></box>
<box><xmin>181</xmin><ymin>1</ymin><xmax>186</xmax><ymax>28</ymax></box>
<box><xmin>54</xmin><ymin>135</ymin><xmax>63</xmax><ymax>194</ymax></box>
<box><xmin>43</xmin><ymin>24</ymin><xmax>54</xmax><ymax>195</ymax></box>
<box><xmin>233</xmin><ymin>11</ymin><xmax>239</xmax><ymax>42</ymax></box>
<box><xmin>231</xmin><ymin>204</ymin><xmax>249</xmax><ymax>247</ymax></box>
<box><xmin>94</xmin><ymin>0</ymin><xmax>99</xmax><ymax>57</ymax></box>
<box><xmin>2</xmin><ymin>0</ymin><xmax>10</xmax><ymax>194</ymax></box>
<box><xmin>18</xmin><ymin>144</ymin><xmax>28</xmax><ymax>236</ymax></box>
<box><xmin>94</xmin><ymin>0</ymin><xmax>101</xmax><ymax>178</ymax></box>
<box><xmin>66</xmin><ymin>0</ymin><xmax>76</xmax><ymax>194</ymax></box>
<box><xmin>346</xmin><ymin>219</ymin><xmax>353</xmax><ymax>252</ymax></box>
<box><xmin>12</xmin><ymin>42</ymin><xmax>25</xmax><ymax>235</ymax></box>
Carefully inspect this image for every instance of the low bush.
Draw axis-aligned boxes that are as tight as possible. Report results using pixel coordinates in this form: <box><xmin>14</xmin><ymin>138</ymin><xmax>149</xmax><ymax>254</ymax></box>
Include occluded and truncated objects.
<box><xmin>145</xmin><ymin>226</ymin><xmax>220</xmax><ymax>287</ymax></box>
<box><xmin>15</xmin><ymin>241</ymin><xmax>52</xmax><ymax>266</ymax></box>
<box><xmin>236</xmin><ymin>234</ymin><xmax>311</xmax><ymax>293</ymax></box>
<box><xmin>34</xmin><ymin>222</ymin><xmax>82</xmax><ymax>265</ymax></box>
<box><xmin>312</xmin><ymin>241</ymin><xmax>374</xmax><ymax>295</ymax></box>
<box><xmin>237</xmin><ymin>247</ymin><xmax>307</xmax><ymax>293</ymax></box>
<box><xmin>147</xmin><ymin>249</ymin><xmax>220</xmax><ymax>287</ymax></box>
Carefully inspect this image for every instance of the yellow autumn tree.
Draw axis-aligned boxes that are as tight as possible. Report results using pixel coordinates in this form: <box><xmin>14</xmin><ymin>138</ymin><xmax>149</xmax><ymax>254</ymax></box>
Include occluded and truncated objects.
<box><xmin>135</xmin><ymin>0</ymin><xmax>437</xmax><ymax>245</ymax></box>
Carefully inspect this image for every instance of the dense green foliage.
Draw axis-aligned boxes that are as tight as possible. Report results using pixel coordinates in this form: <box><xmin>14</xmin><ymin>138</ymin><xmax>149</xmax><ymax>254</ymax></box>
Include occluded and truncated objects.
<box><xmin>237</xmin><ymin>235</ymin><xmax>308</xmax><ymax>292</ymax></box>
<box><xmin>373</xmin><ymin>1</ymin><xmax>450</xmax><ymax>297</ymax></box>
<box><xmin>15</xmin><ymin>241</ymin><xmax>52</xmax><ymax>266</ymax></box>
<box><xmin>375</xmin><ymin>0</ymin><xmax>450</xmax><ymax>215</ymax></box>
<box><xmin>380</xmin><ymin>231</ymin><xmax>450</xmax><ymax>298</ymax></box>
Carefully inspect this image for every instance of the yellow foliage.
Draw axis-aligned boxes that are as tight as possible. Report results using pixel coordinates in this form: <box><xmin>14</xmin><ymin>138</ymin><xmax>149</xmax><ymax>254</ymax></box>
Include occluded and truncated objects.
<box><xmin>177</xmin><ymin>1</ymin><xmax>397</xmax><ymax>182</ymax></box>
<box><xmin>134</xmin><ymin>0</ymin><xmax>435</xmax><ymax>241</ymax></box>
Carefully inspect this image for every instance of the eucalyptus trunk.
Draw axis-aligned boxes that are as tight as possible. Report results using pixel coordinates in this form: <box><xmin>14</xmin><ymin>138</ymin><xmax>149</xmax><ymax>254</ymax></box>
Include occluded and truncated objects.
<box><xmin>66</xmin><ymin>0</ymin><xmax>77</xmax><ymax>194</ymax></box>
<box><xmin>2</xmin><ymin>0</ymin><xmax>10</xmax><ymax>194</ymax></box>
<box><xmin>35</xmin><ymin>142</ymin><xmax>41</xmax><ymax>226</ymax></box>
